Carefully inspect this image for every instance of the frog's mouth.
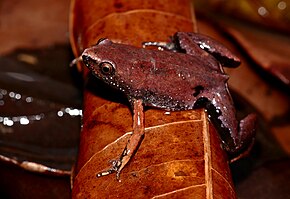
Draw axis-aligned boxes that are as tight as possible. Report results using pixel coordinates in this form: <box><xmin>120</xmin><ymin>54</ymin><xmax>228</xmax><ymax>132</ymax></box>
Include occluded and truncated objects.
<box><xmin>81</xmin><ymin>54</ymin><xmax>99</xmax><ymax>74</ymax></box>
<box><xmin>81</xmin><ymin>54</ymin><xmax>101</xmax><ymax>79</ymax></box>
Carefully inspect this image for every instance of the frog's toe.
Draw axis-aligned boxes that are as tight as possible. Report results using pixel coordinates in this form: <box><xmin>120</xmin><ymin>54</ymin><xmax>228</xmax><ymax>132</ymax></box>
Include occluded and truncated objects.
<box><xmin>238</xmin><ymin>113</ymin><xmax>257</xmax><ymax>150</ymax></box>
<box><xmin>96</xmin><ymin>159</ymin><xmax>122</xmax><ymax>179</ymax></box>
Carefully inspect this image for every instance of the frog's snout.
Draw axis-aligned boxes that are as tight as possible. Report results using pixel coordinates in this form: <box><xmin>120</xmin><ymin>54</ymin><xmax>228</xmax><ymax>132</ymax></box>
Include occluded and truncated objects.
<box><xmin>81</xmin><ymin>47</ymin><xmax>94</xmax><ymax>64</ymax></box>
<box><xmin>81</xmin><ymin>54</ymin><xmax>90</xmax><ymax>65</ymax></box>
<box><xmin>81</xmin><ymin>53</ymin><xmax>95</xmax><ymax>71</ymax></box>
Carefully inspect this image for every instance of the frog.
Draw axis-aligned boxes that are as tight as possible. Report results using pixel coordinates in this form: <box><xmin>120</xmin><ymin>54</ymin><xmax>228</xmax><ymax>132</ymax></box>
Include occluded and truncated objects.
<box><xmin>81</xmin><ymin>32</ymin><xmax>257</xmax><ymax>180</ymax></box>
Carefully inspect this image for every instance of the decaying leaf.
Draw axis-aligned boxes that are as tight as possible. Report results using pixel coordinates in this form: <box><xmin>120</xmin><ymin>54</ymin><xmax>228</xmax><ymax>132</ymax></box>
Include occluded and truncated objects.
<box><xmin>194</xmin><ymin>0</ymin><xmax>290</xmax><ymax>34</ymax></box>
<box><xmin>0</xmin><ymin>0</ymin><xmax>70</xmax><ymax>54</ymax></box>
<box><xmin>70</xmin><ymin>0</ymin><xmax>237</xmax><ymax>198</ymax></box>
<box><xmin>219</xmin><ymin>18</ymin><xmax>290</xmax><ymax>88</ymax></box>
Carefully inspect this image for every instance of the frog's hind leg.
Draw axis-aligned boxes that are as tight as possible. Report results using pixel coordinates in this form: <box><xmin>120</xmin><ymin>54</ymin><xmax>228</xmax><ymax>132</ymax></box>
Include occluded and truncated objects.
<box><xmin>116</xmin><ymin>99</ymin><xmax>145</xmax><ymax>178</ymax></box>
<box><xmin>96</xmin><ymin>99</ymin><xmax>145</xmax><ymax>180</ymax></box>
<box><xmin>202</xmin><ymin>88</ymin><xmax>256</xmax><ymax>155</ymax></box>
<box><xmin>174</xmin><ymin>32</ymin><xmax>241</xmax><ymax>68</ymax></box>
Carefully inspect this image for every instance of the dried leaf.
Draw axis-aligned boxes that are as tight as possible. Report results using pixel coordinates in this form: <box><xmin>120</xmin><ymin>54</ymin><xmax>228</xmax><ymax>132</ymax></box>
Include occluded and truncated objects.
<box><xmin>221</xmin><ymin>19</ymin><xmax>290</xmax><ymax>88</ymax></box>
<box><xmin>195</xmin><ymin>0</ymin><xmax>290</xmax><ymax>34</ymax></box>
<box><xmin>0</xmin><ymin>0</ymin><xmax>70</xmax><ymax>54</ymax></box>
<box><xmin>70</xmin><ymin>0</ymin><xmax>237</xmax><ymax>198</ymax></box>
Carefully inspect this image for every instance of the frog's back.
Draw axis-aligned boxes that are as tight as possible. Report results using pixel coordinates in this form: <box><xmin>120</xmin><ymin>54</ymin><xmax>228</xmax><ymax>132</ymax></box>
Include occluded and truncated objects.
<box><xmin>130</xmin><ymin>46</ymin><xmax>228</xmax><ymax>90</ymax></box>
<box><xmin>114</xmin><ymin>45</ymin><xmax>229</xmax><ymax>110</ymax></box>
<box><xmin>83</xmin><ymin>41</ymin><xmax>229</xmax><ymax>111</ymax></box>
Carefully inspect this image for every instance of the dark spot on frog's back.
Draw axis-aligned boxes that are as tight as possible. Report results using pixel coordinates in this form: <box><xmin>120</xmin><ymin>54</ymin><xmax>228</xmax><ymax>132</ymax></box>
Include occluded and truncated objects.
<box><xmin>193</xmin><ymin>85</ymin><xmax>204</xmax><ymax>97</ymax></box>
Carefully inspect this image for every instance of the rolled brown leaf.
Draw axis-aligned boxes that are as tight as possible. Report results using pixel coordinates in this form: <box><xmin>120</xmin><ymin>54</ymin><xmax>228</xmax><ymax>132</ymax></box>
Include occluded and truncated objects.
<box><xmin>69</xmin><ymin>0</ymin><xmax>237</xmax><ymax>198</ymax></box>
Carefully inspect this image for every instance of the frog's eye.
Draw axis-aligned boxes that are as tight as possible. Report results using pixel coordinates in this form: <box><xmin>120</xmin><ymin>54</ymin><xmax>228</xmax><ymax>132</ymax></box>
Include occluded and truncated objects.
<box><xmin>96</xmin><ymin>38</ymin><xmax>106</xmax><ymax>45</ymax></box>
<box><xmin>96</xmin><ymin>38</ymin><xmax>112</xmax><ymax>46</ymax></box>
<box><xmin>99</xmin><ymin>62</ymin><xmax>115</xmax><ymax>75</ymax></box>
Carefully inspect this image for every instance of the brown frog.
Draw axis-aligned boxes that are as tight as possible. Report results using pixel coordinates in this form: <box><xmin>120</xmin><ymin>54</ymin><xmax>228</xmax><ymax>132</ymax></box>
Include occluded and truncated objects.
<box><xmin>81</xmin><ymin>32</ymin><xmax>256</xmax><ymax>179</ymax></box>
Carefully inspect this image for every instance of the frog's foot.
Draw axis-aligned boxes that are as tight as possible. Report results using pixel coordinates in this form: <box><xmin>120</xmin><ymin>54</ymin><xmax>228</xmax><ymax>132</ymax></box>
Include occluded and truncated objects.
<box><xmin>227</xmin><ymin>113</ymin><xmax>256</xmax><ymax>161</ymax></box>
<box><xmin>229</xmin><ymin>139</ymin><xmax>255</xmax><ymax>163</ymax></box>
<box><xmin>96</xmin><ymin>146</ymin><xmax>135</xmax><ymax>180</ymax></box>
<box><xmin>96</xmin><ymin>159</ymin><xmax>121</xmax><ymax>179</ymax></box>
<box><xmin>239</xmin><ymin>113</ymin><xmax>257</xmax><ymax>144</ymax></box>
<box><xmin>238</xmin><ymin>113</ymin><xmax>257</xmax><ymax>150</ymax></box>
<box><xmin>96</xmin><ymin>99</ymin><xmax>145</xmax><ymax>180</ymax></box>
<box><xmin>229</xmin><ymin>113</ymin><xmax>257</xmax><ymax>154</ymax></box>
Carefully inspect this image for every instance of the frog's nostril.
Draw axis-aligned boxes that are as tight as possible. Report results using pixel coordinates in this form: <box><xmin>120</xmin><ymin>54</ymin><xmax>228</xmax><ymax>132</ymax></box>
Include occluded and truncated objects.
<box><xmin>82</xmin><ymin>55</ymin><xmax>91</xmax><ymax>65</ymax></box>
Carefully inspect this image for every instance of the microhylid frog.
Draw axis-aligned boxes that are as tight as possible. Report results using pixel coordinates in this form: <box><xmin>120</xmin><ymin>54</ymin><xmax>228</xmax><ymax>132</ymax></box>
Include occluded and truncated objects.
<box><xmin>81</xmin><ymin>32</ymin><xmax>256</xmax><ymax>179</ymax></box>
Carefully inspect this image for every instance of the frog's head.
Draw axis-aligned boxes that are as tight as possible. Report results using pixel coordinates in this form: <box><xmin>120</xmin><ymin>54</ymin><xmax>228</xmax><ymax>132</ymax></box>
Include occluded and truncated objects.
<box><xmin>81</xmin><ymin>38</ymin><xmax>141</xmax><ymax>94</ymax></box>
<box><xmin>82</xmin><ymin>38</ymin><xmax>116</xmax><ymax>78</ymax></box>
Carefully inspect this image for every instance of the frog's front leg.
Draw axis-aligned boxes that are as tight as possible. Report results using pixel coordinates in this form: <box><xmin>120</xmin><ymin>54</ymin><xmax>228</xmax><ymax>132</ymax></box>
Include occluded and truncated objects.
<box><xmin>96</xmin><ymin>99</ymin><xmax>144</xmax><ymax>180</ymax></box>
